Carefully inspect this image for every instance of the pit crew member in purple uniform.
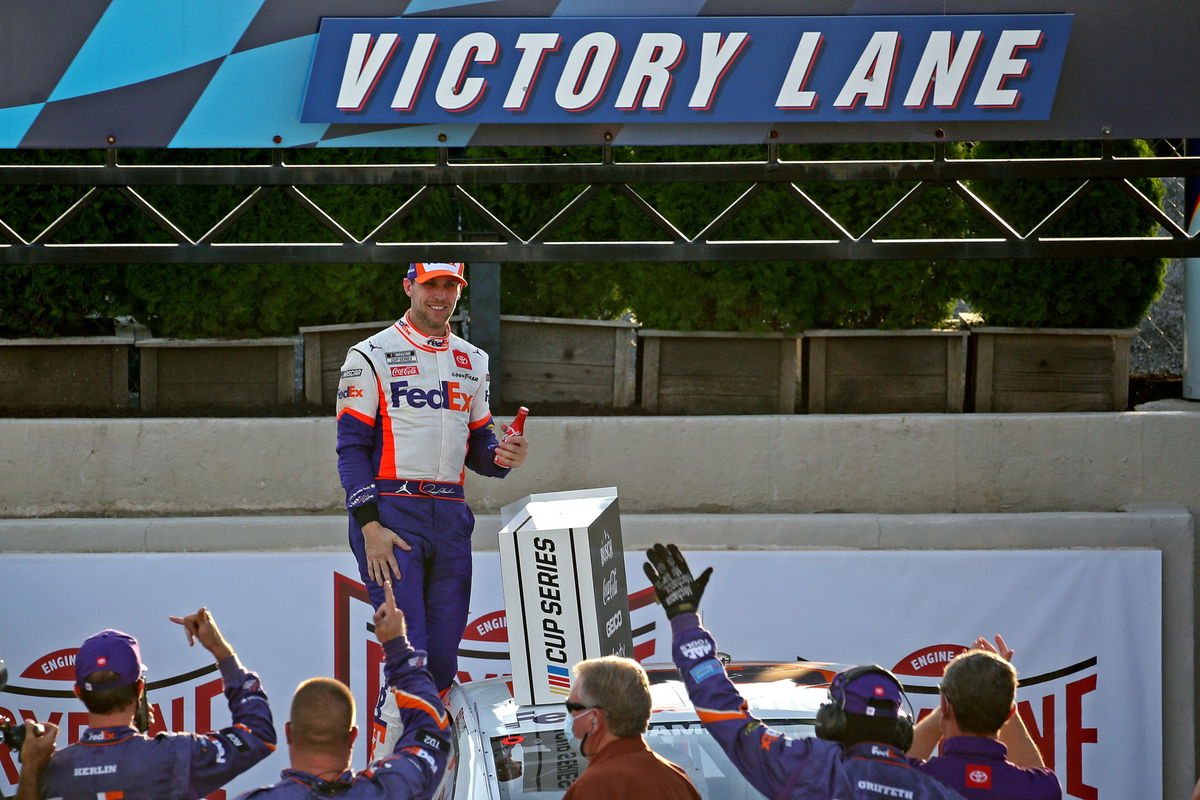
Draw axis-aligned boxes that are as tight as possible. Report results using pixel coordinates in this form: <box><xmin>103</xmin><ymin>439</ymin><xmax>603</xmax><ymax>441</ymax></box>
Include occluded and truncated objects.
<box><xmin>235</xmin><ymin>581</ymin><xmax>450</xmax><ymax>800</ymax></box>
<box><xmin>644</xmin><ymin>544</ymin><xmax>967</xmax><ymax>800</ymax></box>
<box><xmin>15</xmin><ymin>609</ymin><xmax>275</xmax><ymax>800</ymax></box>
<box><xmin>908</xmin><ymin>637</ymin><xmax>1061</xmax><ymax>800</ymax></box>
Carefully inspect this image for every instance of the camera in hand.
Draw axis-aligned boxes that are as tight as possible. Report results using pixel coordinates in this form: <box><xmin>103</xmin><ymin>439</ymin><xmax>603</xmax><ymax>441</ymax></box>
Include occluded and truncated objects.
<box><xmin>0</xmin><ymin>716</ymin><xmax>37</xmax><ymax>750</ymax></box>
<box><xmin>0</xmin><ymin>659</ymin><xmax>45</xmax><ymax>750</ymax></box>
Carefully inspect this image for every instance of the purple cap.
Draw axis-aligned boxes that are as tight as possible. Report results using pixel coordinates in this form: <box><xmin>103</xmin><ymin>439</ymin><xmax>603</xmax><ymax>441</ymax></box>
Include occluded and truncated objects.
<box><xmin>75</xmin><ymin>630</ymin><xmax>146</xmax><ymax>690</ymax></box>
<box><xmin>833</xmin><ymin>665</ymin><xmax>905</xmax><ymax>718</ymax></box>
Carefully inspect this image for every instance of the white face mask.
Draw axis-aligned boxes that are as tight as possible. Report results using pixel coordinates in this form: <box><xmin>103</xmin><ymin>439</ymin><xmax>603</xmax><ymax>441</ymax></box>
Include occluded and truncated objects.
<box><xmin>562</xmin><ymin>707</ymin><xmax>595</xmax><ymax>756</ymax></box>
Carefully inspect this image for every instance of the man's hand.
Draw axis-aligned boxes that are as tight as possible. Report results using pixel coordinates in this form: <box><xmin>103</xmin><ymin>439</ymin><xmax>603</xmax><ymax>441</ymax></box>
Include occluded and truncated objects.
<box><xmin>643</xmin><ymin>543</ymin><xmax>712</xmax><ymax>619</ymax></box>
<box><xmin>374</xmin><ymin>580</ymin><xmax>408</xmax><ymax>644</ymax></box>
<box><xmin>363</xmin><ymin>521</ymin><xmax>412</xmax><ymax>585</ymax></box>
<box><xmin>973</xmin><ymin>634</ymin><xmax>1014</xmax><ymax>662</ymax></box>
<box><xmin>494</xmin><ymin>434</ymin><xmax>528</xmax><ymax>468</ymax></box>
<box><xmin>169</xmin><ymin>607</ymin><xmax>234</xmax><ymax>662</ymax></box>
<box><xmin>16</xmin><ymin>721</ymin><xmax>58</xmax><ymax>800</ymax></box>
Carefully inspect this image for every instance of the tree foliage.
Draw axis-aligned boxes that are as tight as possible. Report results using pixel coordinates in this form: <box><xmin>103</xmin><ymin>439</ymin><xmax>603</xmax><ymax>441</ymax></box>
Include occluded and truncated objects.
<box><xmin>956</xmin><ymin>140</ymin><xmax>1166</xmax><ymax>327</ymax></box>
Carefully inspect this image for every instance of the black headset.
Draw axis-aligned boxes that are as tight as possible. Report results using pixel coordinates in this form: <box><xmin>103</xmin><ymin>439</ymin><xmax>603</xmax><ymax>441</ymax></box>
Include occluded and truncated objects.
<box><xmin>814</xmin><ymin>664</ymin><xmax>914</xmax><ymax>752</ymax></box>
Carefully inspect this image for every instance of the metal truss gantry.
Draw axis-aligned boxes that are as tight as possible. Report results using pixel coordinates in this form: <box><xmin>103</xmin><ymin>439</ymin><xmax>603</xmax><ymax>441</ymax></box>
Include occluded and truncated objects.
<box><xmin>1</xmin><ymin>141</ymin><xmax>1197</xmax><ymax>264</ymax></box>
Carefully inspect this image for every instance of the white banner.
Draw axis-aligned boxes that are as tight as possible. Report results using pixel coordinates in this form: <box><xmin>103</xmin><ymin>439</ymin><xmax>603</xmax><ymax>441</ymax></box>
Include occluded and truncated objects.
<box><xmin>0</xmin><ymin>549</ymin><xmax>1159</xmax><ymax>800</ymax></box>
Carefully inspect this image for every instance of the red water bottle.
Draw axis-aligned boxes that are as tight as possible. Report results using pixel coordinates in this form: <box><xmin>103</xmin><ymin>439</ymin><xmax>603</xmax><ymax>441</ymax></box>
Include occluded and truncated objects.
<box><xmin>494</xmin><ymin>406</ymin><xmax>529</xmax><ymax>465</ymax></box>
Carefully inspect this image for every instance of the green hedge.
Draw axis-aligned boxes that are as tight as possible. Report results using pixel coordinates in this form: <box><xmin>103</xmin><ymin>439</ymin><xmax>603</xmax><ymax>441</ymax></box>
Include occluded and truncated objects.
<box><xmin>504</xmin><ymin>143</ymin><xmax>967</xmax><ymax>331</ymax></box>
<box><xmin>0</xmin><ymin>142</ymin><xmax>1167</xmax><ymax>337</ymax></box>
<box><xmin>956</xmin><ymin>140</ymin><xmax>1166</xmax><ymax>327</ymax></box>
<box><xmin>0</xmin><ymin>266</ymin><xmax>127</xmax><ymax>337</ymax></box>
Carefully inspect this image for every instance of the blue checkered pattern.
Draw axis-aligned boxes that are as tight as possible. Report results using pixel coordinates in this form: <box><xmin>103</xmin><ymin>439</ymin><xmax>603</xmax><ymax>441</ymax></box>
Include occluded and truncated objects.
<box><xmin>0</xmin><ymin>0</ymin><xmax>858</xmax><ymax>149</ymax></box>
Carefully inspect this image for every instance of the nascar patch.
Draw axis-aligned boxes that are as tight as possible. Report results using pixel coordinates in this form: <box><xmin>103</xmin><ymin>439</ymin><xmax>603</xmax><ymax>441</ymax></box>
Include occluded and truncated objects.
<box><xmin>689</xmin><ymin>660</ymin><xmax>723</xmax><ymax>684</ymax></box>
<box><xmin>386</xmin><ymin>350</ymin><xmax>417</xmax><ymax>365</ymax></box>
<box><xmin>341</xmin><ymin>368</ymin><xmax>363</xmax><ymax>379</ymax></box>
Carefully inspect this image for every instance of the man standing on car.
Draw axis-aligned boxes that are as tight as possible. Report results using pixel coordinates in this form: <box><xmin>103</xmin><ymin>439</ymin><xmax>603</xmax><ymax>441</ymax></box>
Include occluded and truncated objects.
<box><xmin>907</xmin><ymin>639</ymin><xmax>1061</xmax><ymax>800</ymax></box>
<box><xmin>15</xmin><ymin>608</ymin><xmax>275</xmax><ymax>800</ymax></box>
<box><xmin>562</xmin><ymin>655</ymin><xmax>701</xmax><ymax>800</ymax></box>
<box><xmin>234</xmin><ymin>581</ymin><xmax>450</xmax><ymax>800</ymax></box>
<box><xmin>643</xmin><ymin>543</ymin><xmax>966</xmax><ymax>800</ymax></box>
<box><xmin>335</xmin><ymin>262</ymin><xmax>528</xmax><ymax>756</ymax></box>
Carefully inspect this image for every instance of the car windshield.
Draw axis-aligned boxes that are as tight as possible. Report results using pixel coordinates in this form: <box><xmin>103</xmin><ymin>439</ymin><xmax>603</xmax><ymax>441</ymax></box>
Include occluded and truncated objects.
<box><xmin>487</xmin><ymin>718</ymin><xmax>816</xmax><ymax>800</ymax></box>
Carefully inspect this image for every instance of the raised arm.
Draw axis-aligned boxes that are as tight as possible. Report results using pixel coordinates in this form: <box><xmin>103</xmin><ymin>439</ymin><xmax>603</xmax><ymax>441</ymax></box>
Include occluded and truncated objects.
<box><xmin>169</xmin><ymin>608</ymin><xmax>277</xmax><ymax>795</ymax></box>
<box><xmin>365</xmin><ymin>581</ymin><xmax>451</xmax><ymax>794</ymax></box>
<box><xmin>645</xmin><ymin>544</ymin><xmax>810</xmax><ymax>799</ymax></box>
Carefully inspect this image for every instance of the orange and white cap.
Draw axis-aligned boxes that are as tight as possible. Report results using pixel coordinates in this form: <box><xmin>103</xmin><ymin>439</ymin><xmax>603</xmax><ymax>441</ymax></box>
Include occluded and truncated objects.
<box><xmin>407</xmin><ymin>262</ymin><xmax>467</xmax><ymax>286</ymax></box>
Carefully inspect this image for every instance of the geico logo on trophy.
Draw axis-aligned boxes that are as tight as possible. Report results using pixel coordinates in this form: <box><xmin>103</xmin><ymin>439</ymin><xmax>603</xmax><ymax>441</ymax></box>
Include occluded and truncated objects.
<box><xmin>604</xmin><ymin>609</ymin><xmax>623</xmax><ymax>638</ymax></box>
<box><xmin>337</xmin><ymin>385</ymin><xmax>365</xmax><ymax>400</ymax></box>
<box><xmin>390</xmin><ymin>365</ymin><xmax>418</xmax><ymax>377</ymax></box>
<box><xmin>389</xmin><ymin>380</ymin><xmax>471</xmax><ymax>411</ymax></box>
<box><xmin>601</xmin><ymin>569</ymin><xmax>618</xmax><ymax>604</ymax></box>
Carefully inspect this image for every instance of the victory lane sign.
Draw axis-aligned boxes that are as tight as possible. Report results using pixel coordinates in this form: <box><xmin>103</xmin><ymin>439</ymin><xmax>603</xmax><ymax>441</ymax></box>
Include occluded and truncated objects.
<box><xmin>301</xmin><ymin>15</ymin><xmax>1072</xmax><ymax>126</ymax></box>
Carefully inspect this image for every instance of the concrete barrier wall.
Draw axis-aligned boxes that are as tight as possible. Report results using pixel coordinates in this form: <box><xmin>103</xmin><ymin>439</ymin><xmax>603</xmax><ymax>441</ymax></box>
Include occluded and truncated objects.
<box><xmin>1</xmin><ymin>412</ymin><xmax>1198</xmax><ymax>517</ymax></box>
<box><xmin>0</xmin><ymin>412</ymin><xmax>1195</xmax><ymax>797</ymax></box>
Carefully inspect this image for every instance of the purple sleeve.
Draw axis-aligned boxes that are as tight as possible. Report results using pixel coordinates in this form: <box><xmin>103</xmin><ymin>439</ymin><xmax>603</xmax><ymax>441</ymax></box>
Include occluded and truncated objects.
<box><xmin>365</xmin><ymin>637</ymin><xmax>451</xmax><ymax>794</ymax></box>
<box><xmin>189</xmin><ymin>656</ymin><xmax>277</xmax><ymax>797</ymax></box>
<box><xmin>464</xmin><ymin>415</ymin><xmax>510</xmax><ymax>478</ymax></box>
<box><xmin>336</xmin><ymin>349</ymin><xmax>380</xmax><ymax>513</ymax></box>
<box><xmin>670</xmin><ymin>614</ymin><xmax>816</xmax><ymax>798</ymax></box>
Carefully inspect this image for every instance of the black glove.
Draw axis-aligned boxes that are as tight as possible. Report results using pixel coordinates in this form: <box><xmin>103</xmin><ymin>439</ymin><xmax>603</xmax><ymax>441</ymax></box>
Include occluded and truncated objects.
<box><xmin>643</xmin><ymin>543</ymin><xmax>712</xmax><ymax>619</ymax></box>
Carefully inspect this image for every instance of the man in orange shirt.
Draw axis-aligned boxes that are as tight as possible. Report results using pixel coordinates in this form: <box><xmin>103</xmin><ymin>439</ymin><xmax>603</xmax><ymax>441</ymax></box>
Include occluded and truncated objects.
<box><xmin>562</xmin><ymin>656</ymin><xmax>700</xmax><ymax>800</ymax></box>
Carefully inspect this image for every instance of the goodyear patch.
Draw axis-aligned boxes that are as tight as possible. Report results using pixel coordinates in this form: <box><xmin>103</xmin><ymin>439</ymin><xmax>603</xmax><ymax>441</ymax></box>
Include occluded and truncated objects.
<box><xmin>689</xmin><ymin>660</ymin><xmax>723</xmax><ymax>684</ymax></box>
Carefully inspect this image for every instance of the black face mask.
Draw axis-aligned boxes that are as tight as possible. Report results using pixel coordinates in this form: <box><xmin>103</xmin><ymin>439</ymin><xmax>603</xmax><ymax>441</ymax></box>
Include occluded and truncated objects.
<box><xmin>134</xmin><ymin>690</ymin><xmax>154</xmax><ymax>733</ymax></box>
